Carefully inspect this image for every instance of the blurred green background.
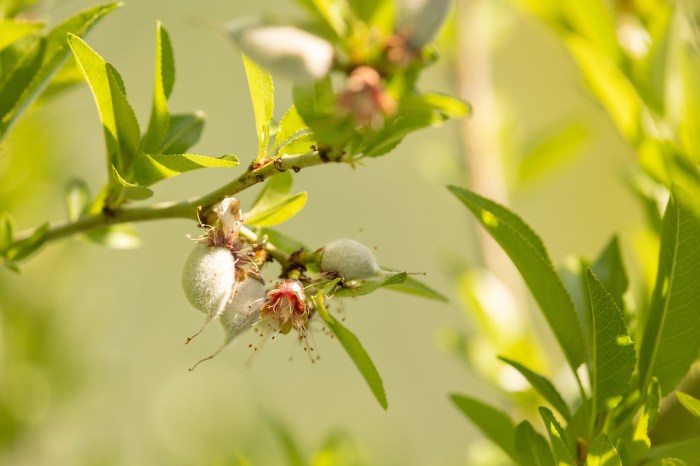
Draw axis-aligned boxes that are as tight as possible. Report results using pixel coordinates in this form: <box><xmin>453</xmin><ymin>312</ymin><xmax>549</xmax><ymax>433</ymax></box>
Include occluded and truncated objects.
<box><xmin>0</xmin><ymin>0</ymin><xmax>650</xmax><ymax>464</ymax></box>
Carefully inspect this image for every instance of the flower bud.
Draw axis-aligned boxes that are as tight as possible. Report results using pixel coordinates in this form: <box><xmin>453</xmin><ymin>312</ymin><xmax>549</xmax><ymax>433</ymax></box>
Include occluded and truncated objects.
<box><xmin>219</xmin><ymin>276</ymin><xmax>266</xmax><ymax>340</ymax></box>
<box><xmin>397</xmin><ymin>0</ymin><xmax>453</xmax><ymax>50</ymax></box>
<box><xmin>319</xmin><ymin>239</ymin><xmax>381</xmax><ymax>281</ymax></box>
<box><xmin>228</xmin><ymin>23</ymin><xmax>334</xmax><ymax>81</ymax></box>
<box><xmin>181</xmin><ymin>244</ymin><xmax>236</xmax><ymax>318</ymax></box>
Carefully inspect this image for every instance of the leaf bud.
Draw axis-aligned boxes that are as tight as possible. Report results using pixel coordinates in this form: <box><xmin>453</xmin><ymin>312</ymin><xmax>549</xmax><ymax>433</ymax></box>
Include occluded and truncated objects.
<box><xmin>228</xmin><ymin>22</ymin><xmax>334</xmax><ymax>81</ymax></box>
<box><xmin>319</xmin><ymin>239</ymin><xmax>381</xmax><ymax>281</ymax></box>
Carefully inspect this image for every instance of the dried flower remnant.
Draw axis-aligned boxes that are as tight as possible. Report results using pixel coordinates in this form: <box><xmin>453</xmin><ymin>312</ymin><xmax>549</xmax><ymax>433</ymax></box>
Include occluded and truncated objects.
<box><xmin>337</xmin><ymin>66</ymin><xmax>396</xmax><ymax>127</ymax></box>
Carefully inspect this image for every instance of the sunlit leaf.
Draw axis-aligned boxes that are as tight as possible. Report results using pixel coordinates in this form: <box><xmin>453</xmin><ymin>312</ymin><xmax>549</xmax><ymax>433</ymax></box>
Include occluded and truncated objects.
<box><xmin>499</xmin><ymin>356</ymin><xmax>571</xmax><ymax>421</ymax></box>
<box><xmin>515</xmin><ymin>420</ymin><xmax>555</xmax><ymax>466</ymax></box>
<box><xmin>586</xmin><ymin>433</ymin><xmax>621</xmax><ymax>466</ymax></box>
<box><xmin>276</xmin><ymin>105</ymin><xmax>307</xmax><ymax>146</ymax></box>
<box><xmin>142</xmin><ymin>21</ymin><xmax>174</xmax><ymax>154</ymax></box>
<box><xmin>676</xmin><ymin>392</ymin><xmax>700</xmax><ymax>420</ymax></box>
<box><xmin>242</xmin><ymin>53</ymin><xmax>274</xmax><ymax>160</ymax></box>
<box><xmin>0</xmin><ymin>19</ymin><xmax>43</xmax><ymax>51</ymax></box>
<box><xmin>245</xmin><ymin>192</ymin><xmax>307</xmax><ymax>227</ymax></box>
<box><xmin>638</xmin><ymin>186</ymin><xmax>700</xmax><ymax>395</ymax></box>
<box><xmin>449</xmin><ymin>186</ymin><xmax>586</xmax><ymax>370</ymax></box>
<box><xmin>679</xmin><ymin>45</ymin><xmax>700</xmax><ymax>164</ymax></box>
<box><xmin>65</xmin><ymin>178</ymin><xmax>90</xmax><ymax>221</ymax></box>
<box><xmin>539</xmin><ymin>407</ymin><xmax>575</xmax><ymax>466</ymax></box>
<box><xmin>629</xmin><ymin>378</ymin><xmax>661</xmax><ymax>464</ymax></box>
<box><xmin>586</xmin><ymin>269</ymin><xmax>636</xmax><ymax>412</ymax></box>
<box><xmin>450</xmin><ymin>394</ymin><xmax>517</xmax><ymax>462</ymax></box>
<box><xmin>109</xmin><ymin>165</ymin><xmax>153</xmax><ymax>201</ymax></box>
<box><xmin>132</xmin><ymin>153</ymin><xmax>239</xmax><ymax>186</ymax></box>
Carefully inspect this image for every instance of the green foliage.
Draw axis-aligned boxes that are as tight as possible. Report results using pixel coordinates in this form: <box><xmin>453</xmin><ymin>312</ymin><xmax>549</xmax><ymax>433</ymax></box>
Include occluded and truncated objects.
<box><xmin>515</xmin><ymin>420</ymin><xmax>555</xmax><ymax>466</ymax></box>
<box><xmin>245</xmin><ymin>171</ymin><xmax>307</xmax><ymax>227</ymax></box>
<box><xmin>539</xmin><ymin>407</ymin><xmax>575</xmax><ymax>466</ymax></box>
<box><xmin>242</xmin><ymin>53</ymin><xmax>274</xmax><ymax>160</ymax></box>
<box><xmin>675</xmin><ymin>392</ymin><xmax>700</xmax><ymax>421</ymax></box>
<box><xmin>586</xmin><ymin>434</ymin><xmax>621</xmax><ymax>466</ymax></box>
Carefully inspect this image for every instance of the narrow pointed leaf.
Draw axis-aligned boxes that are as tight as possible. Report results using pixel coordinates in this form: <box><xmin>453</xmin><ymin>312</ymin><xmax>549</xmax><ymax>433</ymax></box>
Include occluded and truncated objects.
<box><xmin>586</xmin><ymin>433</ymin><xmax>622</xmax><ymax>466</ymax></box>
<box><xmin>384</xmin><ymin>274</ymin><xmax>448</xmax><ymax>302</ymax></box>
<box><xmin>244</xmin><ymin>192</ymin><xmax>307</xmax><ymax>227</ymax></box>
<box><xmin>499</xmin><ymin>356</ymin><xmax>571</xmax><ymax>421</ymax></box>
<box><xmin>449</xmin><ymin>186</ymin><xmax>586</xmax><ymax>369</ymax></box>
<box><xmin>252</xmin><ymin>171</ymin><xmax>293</xmax><ymax>208</ymax></box>
<box><xmin>132</xmin><ymin>153</ymin><xmax>239</xmax><ymax>186</ymax></box>
<box><xmin>242</xmin><ymin>53</ymin><xmax>273</xmax><ymax>159</ymax></box>
<box><xmin>0</xmin><ymin>212</ymin><xmax>15</xmax><ymax>253</ymax></box>
<box><xmin>258</xmin><ymin>227</ymin><xmax>307</xmax><ymax>254</ymax></box>
<box><xmin>647</xmin><ymin>437</ymin><xmax>700</xmax><ymax>463</ymax></box>
<box><xmin>586</xmin><ymin>269</ymin><xmax>636</xmax><ymax>412</ymax></box>
<box><xmin>158</xmin><ymin>112</ymin><xmax>204</xmax><ymax>154</ymax></box>
<box><xmin>276</xmin><ymin>105</ymin><xmax>308</xmax><ymax>147</ymax></box>
<box><xmin>142</xmin><ymin>21</ymin><xmax>174</xmax><ymax>154</ymax></box>
<box><xmin>65</xmin><ymin>178</ymin><xmax>90</xmax><ymax>221</ymax></box>
<box><xmin>539</xmin><ymin>407</ymin><xmax>575</xmax><ymax>466</ymax></box>
<box><xmin>0</xmin><ymin>3</ymin><xmax>120</xmax><ymax>139</ymax></box>
<box><xmin>6</xmin><ymin>222</ymin><xmax>48</xmax><ymax>261</ymax></box>
<box><xmin>638</xmin><ymin>186</ymin><xmax>700</xmax><ymax>395</ymax></box>
<box><xmin>676</xmin><ymin>392</ymin><xmax>700</xmax><ymax>420</ymax></box>
<box><xmin>629</xmin><ymin>378</ymin><xmax>661</xmax><ymax>463</ymax></box>
<box><xmin>316</xmin><ymin>297</ymin><xmax>387</xmax><ymax>409</ymax></box>
<box><xmin>0</xmin><ymin>20</ymin><xmax>44</xmax><ymax>51</ymax></box>
<box><xmin>450</xmin><ymin>394</ymin><xmax>517</xmax><ymax>462</ymax></box>
<box><xmin>69</xmin><ymin>33</ymin><xmax>141</xmax><ymax>173</ymax></box>
<box><xmin>591</xmin><ymin>235</ymin><xmax>628</xmax><ymax>313</ymax></box>
<box><xmin>515</xmin><ymin>420</ymin><xmax>556</xmax><ymax>466</ymax></box>
<box><xmin>644</xmin><ymin>460</ymin><xmax>687</xmax><ymax>466</ymax></box>
<box><xmin>332</xmin><ymin>272</ymin><xmax>407</xmax><ymax>298</ymax></box>
<box><xmin>109</xmin><ymin>165</ymin><xmax>153</xmax><ymax>201</ymax></box>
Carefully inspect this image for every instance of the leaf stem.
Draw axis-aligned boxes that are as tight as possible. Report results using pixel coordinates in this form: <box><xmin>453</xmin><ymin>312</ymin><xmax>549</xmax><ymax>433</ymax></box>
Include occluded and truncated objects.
<box><xmin>10</xmin><ymin>151</ymin><xmax>331</xmax><ymax>249</ymax></box>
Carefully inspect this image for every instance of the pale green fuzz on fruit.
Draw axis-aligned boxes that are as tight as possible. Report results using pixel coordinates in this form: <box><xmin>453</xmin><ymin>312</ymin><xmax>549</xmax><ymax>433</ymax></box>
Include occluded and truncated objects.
<box><xmin>320</xmin><ymin>239</ymin><xmax>381</xmax><ymax>281</ymax></box>
<box><xmin>181</xmin><ymin>244</ymin><xmax>236</xmax><ymax>318</ymax></box>
<box><xmin>220</xmin><ymin>276</ymin><xmax>267</xmax><ymax>342</ymax></box>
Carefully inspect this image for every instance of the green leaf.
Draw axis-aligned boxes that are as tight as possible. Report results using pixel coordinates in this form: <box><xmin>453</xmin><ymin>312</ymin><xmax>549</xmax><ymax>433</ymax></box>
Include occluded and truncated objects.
<box><xmin>676</xmin><ymin>392</ymin><xmax>700</xmax><ymax>420</ymax></box>
<box><xmin>591</xmin><ymin>236</ymin><xmax>628</xmax><ymax>312</ymax></box>
<box><xmin>268</xmin><ymin>419</ymin><xmax>308</xmax><ymax>466</ymax></box>
<box><xmin>332</xmin><ymin>272</ymin><xmax>407</xmax><ymax>298</ymax></box>
<box><xmin>276</xmin><ymin>131</ymin><xmax>316</xmax><ymax>156</ymax></box>
<box><xmin>293</xmin><ymin>77</ymin><xmax>353</xmax><ymax>145</ymax></box>
<box><xmin>638</xmin><ymin>186</ymin><xmax>700</xmax><ymax>395</ymax></box>
<box><xmin>0</xmin><ymin>3</ymin><xmax>121</xmax><ymax>139</ymax></box>
<box><xmin>294</xmin><ymin>0</ymin><xmax>347</xmax><ymax>38</ymax></box>
<box><xmin>245</xmin><ymin>192</ymin><xmax>307</xmax><ymax>227</ymax></box>
<box><xmin>142</xmin><ymin>21</ymin><xmax>175</xmax><ymax>154</ymax></box>
<box><xmin>85</xmin><ymin>223</ymin><xmax>141</xmax><ymax>249</ymax></box>
<box><xmin>680</xmin><ymin>45</ymin><xmax>700</xmax><ymax>164</ymax></box>
<box><xmin>276</xmin><ymin>105</ymin><xmax>308</xmax><ymax>147</ymax></box>
<box><xmin>539</xmin><ymin>407</ymin><xmax>575</xmax><ymax>466</ymax></box>
<box><xmin>6</xmin><ymin>222</ymin><xmax>48</xmax><ymax>262</ymax></box>
<box><xmin>159</xmin><ymin>112</ymin><xmax>205</xmax><ymax>154</ymax></box>
<box><xmin>65</xmin><ymin>178</ymin><xmax>90</xmax><ymax>221</ymax></box>
<box><xmin>132</xmin><ymin>153</ymin><xmax>239</xmax><ymax>186</ymax></box>
<box><xmin>258</xmin><ymin>227</ymin><xmax>307</xmax><ymax>254</ymax></box>
<box><xmin>635</xmin><ymin>7</ymin><xmax>673</xmax><ymax>116</ymax></box>
<box><xmin>644</xmin><ymin>459</ymin><xmax>688</xmax><ymax>466</ymax></box>
<box><xmin>586</xmin><ymin>269</ymin><xmax>636</xmax><ymax>412</ymax></box>
<box><xmin>0</xmin><ymin>212</ymin><xmax>15</xmax><ymax>253</ymax></box>
<box><xmin>0</xmin><ymin>19</ymin><xmax>44</xmax><ymax>51</ymax></box>
<box><xmin>450</xmin><ymin>394</ymin><xmax>517</xmax><ymax>462</ymax></box>
<box><xmin>242</xmin><ymin>53</ymin><xmax>274</xmax><ymax>160</ymax></box>
<box><xmin>384</xmin><ymin>274</ymin><xmax>448</xmax><ymax>302</ymax></box>
<box><xmin>629</xmin><ymin>378</ymin><xmax>661</xmax><ymax>464</ymax></box>
<box><xmin>420</xmin><ymin>92</ymin><xmax>471</xmax><ymax>118</ymax></box>
<box><xmin>646</xmin><ymin>437</ymin><xmax>700</xmax><ymax>464</ymax></box>
<box><xmin>586</xmin><ymin>433</ymin><xmax>622</xmax><ymax>466</ymax></box>
<box><xmin>252</xmin><ymin>171</ymin><xmax>293</xmax><ymax>207</ymax></box>
<box><xmin>449</xmin><ymin>186</ymin><xmax>586</xmax><ymax>370</ymax></box>
<box><xmin>515</xmin><ymin>420</ymin><xmax>556</xmax><ymax>466</ymax></box>
<box><xmin>69</xmin><ymin>33</ymin><xmax>141</xmax><ymax>173</ymax></box>
<box><xmin>315</xmin><ymin>296</ymin><xmax>387</xmax><ymax>409</ymax></box>
<box><xmin>499</xmin><ymin>356</ymin><xmax>571</xmax><ymax>421</ymax></box>
<box><xmin>561</xmin><ymin>0</ymin><xmax>619</xmax><ymax>61</ymax></box>
<box><xmin>109</xmin><ymin>165</ymin><xmax>153</xmax><ymax>201</ymax></box>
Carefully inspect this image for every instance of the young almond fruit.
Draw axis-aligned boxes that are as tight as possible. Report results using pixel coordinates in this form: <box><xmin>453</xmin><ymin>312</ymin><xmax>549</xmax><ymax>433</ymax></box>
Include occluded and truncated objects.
<box><xmin>319</xmin><ymin>239</ymin><xmax>381</xmax><ymax>281</ymax></box>
<box><xmin>181</xmin><ymin>244</ymin><xmax>236</xmax><ymax>319</ymax></box>
<box><xmin>220</xmin><ymin>276</ymin><xmax>267</xmax><ymax>341</ymax></box>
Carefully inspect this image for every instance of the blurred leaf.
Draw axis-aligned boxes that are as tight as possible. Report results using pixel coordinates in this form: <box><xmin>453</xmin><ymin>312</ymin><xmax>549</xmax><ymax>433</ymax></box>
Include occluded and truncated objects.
<box><xmin>269</xmin><ymin>419</ymin><xmax>308</xmax><ymax>466</ymax></box>
<box><xmin>499</xmin><ymin>356</ymin><xmax>571</xmax><ymax>421</ymax></box>
<box><xmin>676</xmin><ymin>392</ymin><xmax>700</xmax><ymax>420</ymax></box>
<box><xmin>638</xmin><ymin>187</ymin><xmax>700</xmax><ymax>395</ymax></box>
<box><xmin>0</xmin><ymin>19</ymin><xmax>43</xmax><ymax>51</ymax></box>
<box><xmin>0</xmin><ymin>212</ymin><xmax>15</xmax><ymax>253</ymax></box>
<box><xmin>679</xmin><ymin>45</ymin><xmax>700</xmax><ymax>163</ymax></box>
<box><xmin>647</xmin><ymin>437</ymin><xmax>700</xmax><ymax>464</ymax></box>
<box><xmin>643</xmin><ymin>460</ymin><xmax>688</xmax><ymax>466</ymax></box>
<box><xmin>384</xmin><ymin>274</ymin><xmax>448</xmax><ymax>302</ymax></box>
<box><xmin>276</xmin><ymin>105</ymin><xmax>308</xmax><ymax>146</ymax></box>
<box><xmin>65</xmin><ymin>178</ymin><xmax>90</xmax><ymax>221</ymax></box>
<box><xmin>69</xmin><ymin>33</ymin><xmax>141</xmax><ymax>173</ymax></box>
<box><xmin>142</xmin><ymin>21</ymin><xmax>174</xmax><ymax>154</ymax></box>
<box><xmin>420</xmin><ymin>92</ymin><xmax>471</xmax><ymax>118</ymax></box>
<box><xmin>109</xmin><ymin>165</ymin><xmax>153</xmax><ymax>201</ymax></box>
<box><xmin>450</xmin><ymin>394</ymin><xmax>517</xmax><ymax>462</ymax></box>
<box><xmin>259</xmin><ymin>227</ymin><xmax>307</xmax><ymax>254</ymax></box>
<box><xmin>586</xmin><ymin>269</ymin><xmax>636</xmax><ymax>412</ymax></box>
<box><xmin>242</xmin><ymin>53</ymin><xmax>274</xmax><ymax>160</ymax></box>
<box><xmin>37</xmin><ymin>57</ymin><xmax>85</xmax><ymax>101</ymax></box>
<box><xmin>566</xmin><ymin>399</ymin><xmax>591</xmax><ymax>452</ymax></box>
<box><xmin>85</xmin><ymin>223</ymin><xmax>141</xmax><ymax>249</ymax></box>
<box><xmin>566</xmin><ymin>36</ymin><xmax>640</xmax><ymax>140</ymax></box>
<box><xmin>517</xmin><ymin>121</ymin><xmax>588</xmax><ymax>187</ymax></box>
<box><xmin>539</xmin><ymin>407</ymin><xmax>575</xmax><ymax>466</ymax></box>
<box><xmin>332</xmin><ymin>272</ymin><xmax>407</xmax><ymax>298</ymax></box>
<box><xmin>294</xmin><ymin>0</ymin><xmax>347</xmax><ymax>38</ymax></box>
<box><xmin>315</xmin><ymin>296</ymin><xmax>387</xmax><ymax>409</ymax></box>
<box><xmin>159</xmin><ymin>112</ymin><xmax>205</xmax><ymax>154</ymax></box>
<box><xmin>449</xmin><ymin>186</ymin><xmax>586</xmax><ymax>370</ymax></box>
<box><xmin>635</xmin><ymin>8</ymin><xmax>673</xmax><ymax>116</ymax></box>
<box><xmin>561</xmin><ymin>0</ymin><xmax>619</xmax><ymax>61</ymax></box>
<box><xmin>2</xmin><ymin>0</ymin><xmax>39</xmax><ymax>17</ymax></box>
<box><xmin>0</xmin><ymin>3</ymin><xmax>121</xmax><ymax>139</ymax></box>
<box><xmin>293</xmin><ymin>77</ymin><xmax>353</xmax><ymax>145</ymax></box>
<box><xmin>591</xmin><ymin>236</ymin><xmax>628</xmax><ymax>312</ymax></box>
<box><xmin>5</xmin><ymin>222</ymin><xmax>48</xmax><ymax>262</ymax></box>
<box><xmin>586</xmin><ymin>433</ymin><xmax>621</xmax><ymax>466</ymax></box>
<box><xmin>515</xmin><ymin>420</ymin><xmax>555</xmax><ymax>466</ymax></box>
<box><xmin>132</xmin><ymin>153</ymin><xmax>239</xmax><ymax>186</ymax></box>
<box><xmin>629</xmin><ymin>378</ymin><xmax>661</xmax><ymax>464</ymax></box>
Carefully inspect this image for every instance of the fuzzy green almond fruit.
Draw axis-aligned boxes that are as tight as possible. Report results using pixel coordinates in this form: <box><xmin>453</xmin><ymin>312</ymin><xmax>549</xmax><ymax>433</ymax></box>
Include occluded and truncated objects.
<box><xmin>320</xmin><ymin>239</ymin><xmax>381</xmax><ymax>281</ymax></box>
<box><xmin>181</xmin><ymin>244</ymin><xmax>236</xmax><ymax>318</ymax></box>
<box><xmin>220</xmin><ymin>276</ymin><xmax>267</xmax><ymax>341</ymax></box>
<box><xmin>228</xmin><ymin>23</ymin><xmax>334</xmax><ymax>81</ymax></box>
